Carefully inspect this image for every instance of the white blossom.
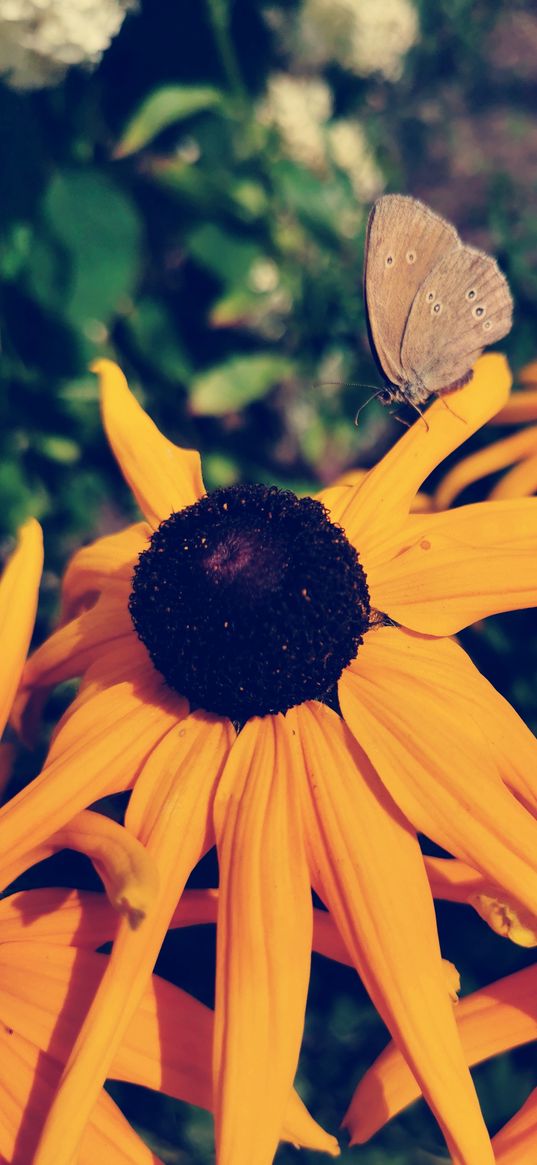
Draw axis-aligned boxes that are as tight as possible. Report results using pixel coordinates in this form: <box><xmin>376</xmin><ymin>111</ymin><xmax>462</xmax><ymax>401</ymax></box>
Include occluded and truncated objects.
<box><xmin>328</xmin><ymin>119</ymin><xmax>384</xmax><ymax>201</ymax></box>
<box><xmin>294</xmin><ymin>0</ymin><xmax>419</xmax><ymax>81</ymax></box>
<box><xmin>258</xmin><ymin>73</ymin><xmax>332</xmax><ymax>172</ymax></box>
<box><xmin>0</xmin><ymin>0</ymin><xmax>132</xmax><ymax>89</ymax></box>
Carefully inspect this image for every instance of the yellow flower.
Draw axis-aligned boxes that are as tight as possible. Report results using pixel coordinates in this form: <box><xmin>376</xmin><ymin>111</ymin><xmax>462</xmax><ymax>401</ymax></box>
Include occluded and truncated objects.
<box><xmin>0</xmin><ymin>885</ymin><xmax>338</xmax><ymax>1162</ymax></box>
<box><xmin>436</xmin><ymin>360</ymin><xmax>537</xmax><ymax>508</ymax></box>
<box><xmin>3</xmin><ymin>353</ymin><xmax>537</xmax><ymax>1165</ymax></box>
<box><xmin>344</xmin><ymin>956</ymin><xmax>537</xmax><ymax>1164</ymax></box>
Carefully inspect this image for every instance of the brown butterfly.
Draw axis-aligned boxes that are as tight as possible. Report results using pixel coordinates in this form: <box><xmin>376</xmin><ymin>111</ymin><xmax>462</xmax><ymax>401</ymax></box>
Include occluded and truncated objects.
<box><xmin>364</xmin><ymin>194</ymin><xmax>513</xmax><ymax>407</ymax></box>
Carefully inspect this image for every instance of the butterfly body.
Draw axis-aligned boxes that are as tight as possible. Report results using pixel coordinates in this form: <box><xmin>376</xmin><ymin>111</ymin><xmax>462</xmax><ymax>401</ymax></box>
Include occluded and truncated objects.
<box><xmin>364</xmin><ymin>194</ymin><xmax>513</xmax><ymax>407</ymax></box>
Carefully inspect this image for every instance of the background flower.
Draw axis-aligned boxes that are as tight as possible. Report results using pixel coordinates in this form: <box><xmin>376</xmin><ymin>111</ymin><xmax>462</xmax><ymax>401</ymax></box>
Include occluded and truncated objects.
<box><xmin>0</xmin><ymin>0</ymin><xmax>132</xmax><ymax>89</ymax></box>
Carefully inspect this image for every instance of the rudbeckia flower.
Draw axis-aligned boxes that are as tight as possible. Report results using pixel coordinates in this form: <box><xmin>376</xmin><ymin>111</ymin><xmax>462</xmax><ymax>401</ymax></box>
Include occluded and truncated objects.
<box><xmin>0</xmin><ymin>885</ymin><xmax>338</xmax><ymax>1163</ymax></box>
<box><xmin>3</xmin><ymin>353</ymin><xmax>537</xmax><ymax>1165</ymax></box>
<box><xmin>436</xmin><ymin>359</ymin><xmax>537</xmax><ymax>508</ymax></box>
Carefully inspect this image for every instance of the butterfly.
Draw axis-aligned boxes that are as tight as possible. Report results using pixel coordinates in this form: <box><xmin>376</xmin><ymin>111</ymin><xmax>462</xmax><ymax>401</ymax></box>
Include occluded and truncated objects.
<box><xmin>363</xmin><ymin>194</ymin><xmax>513</xmax><ymax>407</ymax></box>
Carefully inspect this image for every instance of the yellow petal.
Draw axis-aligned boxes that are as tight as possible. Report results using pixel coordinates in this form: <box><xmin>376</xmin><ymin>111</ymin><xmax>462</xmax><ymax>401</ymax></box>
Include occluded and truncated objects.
<box><xmin>339</xmin><ymin>629</ymin><xmax>537</xmax><ymax>919</ymax></box>
<box><xmin>322</xmin><ymin>354</ymin><xmax>512</xmax><ymax>567</ymax></box>
<box><xmin>0</xmin><ymin>678</ymin><xmax>182</xmax><ymax>890</ymax></box>
<box><xmin>93</xmin><ymin>359</ymin><xmax>205</xmax><ymax>528</ymax></box>
<box><xmin>471</xmin><ymin>892</ymin><xmax>537</xmax><ymax>947</ymax></box>
<box><xmin>489</xmin><ymin>453</ymin><xmax>537</xmax><ymax>499</ymax></box>
<box><xmin>493</xmin><ymin>391</ymin><xmax>537</xmax><ymax>424</ymax></box>
<box><xmin>21</xmin><ymin>590</ymin><xmax>133</xmax><ymax>693</ymax></box>
<box><xmin>0</xmin><ymin>1023</ymin><xmax>161</xmax><ymax>1164</ymax></box>
<box><xmin>60</xmin><ymin>521</ymin><xmax>150</xmax><ymax>622</ymax></box>
<box><xmin>434</xmin><ymin>426</ymin><xmax>537</xmax><ymax>508</ymax></box>
<box><xmin>33</xmin><ymin>713</ymin><xmax>232</xmax><ymax>1165</ymax></box>
<box><xmin>0</xmin><ymin>520</ymin><xmax>43</xmax><ymax>738</ymax></box>
<box><xmin>213</xmin><ymin>715</ymin><xmax>313</xmax><ymax>1165</ymax></box>
<box><xmin>1</xmin><ymin>936</ymin><xmax>337</xmax><ymax>1158</ymax></box>
<box><xmin>0</xmin><ymin>887</ymin><xmax>115</xmax><ymax>947</ymax></box>
<box><xmin>369</xmin><ymin>499</ymin><xmax>537</xmax><ymax>634</ymax></box>
<box><xmin>118</xmin><ymin>951</ymin><xmax>340</xmax><ymax>1156</ymax></box>
<box><xmin>518</xmin><ymin>361</ymin><xmax>537</xmax><ymax>387</ymax></box>
<box><xmin>345</xmin><ymin>962</ymin><xmax>537</xmax><ymax>1142</ymax></box>
<box><xmin>493</xmin><ymin>1087</ymin><xmax>537</xmax><ymax>1164</ymax></box>
<box><xmin>0</xmin><ymin>809</ymin><xmax>158</xmax><ymax>928</ymax></box>
<box><xmin>290</xmin><ymin>700</ymin><xmax>493</xmax><ymax>1165</ymax></box>
<box><xmin>424</xmin><ymin>856</ymin><xmax>493</xmax><ymax>901</ymax></box>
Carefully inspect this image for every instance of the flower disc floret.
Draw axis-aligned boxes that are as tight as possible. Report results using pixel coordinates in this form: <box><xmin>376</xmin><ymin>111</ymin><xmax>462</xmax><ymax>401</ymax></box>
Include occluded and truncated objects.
<box><xmin>129</xmin><ymin>483</ymin><xmax>370</xmax><ymax>720</ymax></box>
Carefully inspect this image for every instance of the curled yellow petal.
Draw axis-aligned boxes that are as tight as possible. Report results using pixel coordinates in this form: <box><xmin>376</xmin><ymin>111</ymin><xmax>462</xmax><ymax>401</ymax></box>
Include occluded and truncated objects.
<box><xmin>0</xmin><ymin>810</ymin><xmax>158</xmax><ymax>927</ymax></box>
<box><xmin>93</xmin><ymin>359</ymin><xmax>205</xmax><ymax>527</ymax></box>
<box><xmin>471</xmin><ymin>892</ymin><xmax>537</xmax><ymax>948</ymax></box>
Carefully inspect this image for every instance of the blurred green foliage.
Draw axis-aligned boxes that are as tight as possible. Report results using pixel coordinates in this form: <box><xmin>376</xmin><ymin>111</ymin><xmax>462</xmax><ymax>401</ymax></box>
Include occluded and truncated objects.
<box><xmin>1</xmin><ymin>0</ymin><xmax>537</xmax><ymax>1160</ymax></box>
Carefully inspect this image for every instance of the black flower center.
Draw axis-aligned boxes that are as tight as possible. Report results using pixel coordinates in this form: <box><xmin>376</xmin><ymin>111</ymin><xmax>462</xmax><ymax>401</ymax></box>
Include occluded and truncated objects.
<box><xmin>129</xmin><ymin>484</ymin><xmax>370</xmax><ymax>721</ymax></box>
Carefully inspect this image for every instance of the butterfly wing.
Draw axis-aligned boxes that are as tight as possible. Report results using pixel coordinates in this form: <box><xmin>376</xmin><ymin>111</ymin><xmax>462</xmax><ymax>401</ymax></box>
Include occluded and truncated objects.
<box><xmin>400</xmin><ymin>244</ymin><xmax>513</xmax><ymax>395</ymax></box>
<box><xmin>364</xmin><ymin>194</ymin><xmax>460</xmax><ymax>389</ymax></box>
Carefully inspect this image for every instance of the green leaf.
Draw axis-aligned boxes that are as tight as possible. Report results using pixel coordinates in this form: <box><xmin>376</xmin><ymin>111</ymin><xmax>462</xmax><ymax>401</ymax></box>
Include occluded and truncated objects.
<box><xmin>34</xmin><ymin>435</ymin><xmax>81</xmax><ymax>464</ymax></box>
<box><xmin>187</xmin><ymin>223</ymin><xmax>261</xmax><ymax>285</ymax></box>
<box><xmin>115</xmin><ymin>85</ymin><xmax>222</xmax><ymax>158</ymax></box>
<box><xmin>39</xmin><ymin>169</ymin><xmax>143</xmax><ymax>329</ymax></box>
<box><xmin>125</xmin><ymin>297</ymin><xmax>192</xmax><ymax>383</ymax></box>
<box><xmin>189</xmin><ymin>353</ymin><xmax>294</xmax><ymax>415</ymax></box>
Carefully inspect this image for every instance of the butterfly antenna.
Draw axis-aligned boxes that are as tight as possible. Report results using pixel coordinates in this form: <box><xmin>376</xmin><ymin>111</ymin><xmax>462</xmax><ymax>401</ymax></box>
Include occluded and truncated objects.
<box><xmin>441</xmin><ymin>397</ymin><xmax>466</xmax><ymax>424</ymax></box>
<box><xmin>390</xmin><ymin>411</ymin><xmax>411</xmax><ymax>429</ymax></box>
<box><xmin>354</xmin><ymin>389</ymin><xmax>386</xmax><ymax>427</ymax></box>
<box><xmin>408</xmin><ymin>399</ymin><xmax>430</xmax><ymax>432</ymax></box>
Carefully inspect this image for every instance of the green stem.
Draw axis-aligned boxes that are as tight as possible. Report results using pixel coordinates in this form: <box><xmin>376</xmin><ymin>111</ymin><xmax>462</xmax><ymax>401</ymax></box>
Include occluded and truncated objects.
<box><xmin>205</xmin><ymin>0</ymin><xmax>246</xmax><ymax>101</ymax></box>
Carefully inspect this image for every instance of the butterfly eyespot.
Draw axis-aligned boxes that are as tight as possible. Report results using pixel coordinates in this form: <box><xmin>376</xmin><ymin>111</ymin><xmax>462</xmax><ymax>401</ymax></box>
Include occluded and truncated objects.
<box><xmin>483</xmin><ymin>319</ymin><xmax>492</xmax><ymax>331</ymax></box>
<box><xmin>385</xmin><ymin>254</ymin><xmax>394</xmax><ymax>267</ymax></box>
<box><xmin>432</xmin><ymin>301</ymin><xmax>442</xmax><ymax>315</ymax></box>
<box><xmin>406</xmin><ymin>250</ymin><xmax>416</xmax><ymax>264</ymax></box>
<box><xmin>466</xmin><ymin>289</ymin><xmax>476</xmax><ymax>300</ymax></box>
<box><xmin>426</xmin><ymin>290</ymin><xmax>435</xmax><ymax>303</ymax></box>
<box><xmin>473</xmin><ymin>305</ymin><xmax>485</xmax><ymax>319</ymax></box>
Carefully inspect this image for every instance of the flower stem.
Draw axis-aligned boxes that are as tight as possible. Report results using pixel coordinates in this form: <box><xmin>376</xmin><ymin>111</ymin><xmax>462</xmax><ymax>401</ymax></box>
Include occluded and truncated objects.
<box><xmin>206</xmin><ymin>0</ymin><xmax>246</xmax><ymax>101</ymax></box>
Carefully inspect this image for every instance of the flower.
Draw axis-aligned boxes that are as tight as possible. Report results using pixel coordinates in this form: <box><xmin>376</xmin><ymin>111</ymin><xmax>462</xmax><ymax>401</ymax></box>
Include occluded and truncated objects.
<box><xmin>257</xmin><ymin>75</ymin><xmax>383</xmax><ymax>202</ymax></box>
<box><xmin>327</xmin><ymin>119</ymin><xmax>384</xmax><ymax>202</ymax></box>
<box><xmin>257</xmin><ymin>74</ymin><xmax>332</xmax><ymax>172</ymax></box>
<box><xmin>294</xmin><ymin>0</ymin><xmax>419</xmax><ymax>81</ymax></box>
<box><xmin>0</xmin><ymin>0</ymin><xmax>132</xmax><ymax>90</ymax></box>
<box><xmin>0</xmin><ymin>884</ymin><xmax>338</xmax><ymax>1162</ymax></box>
<box><xmin>435</xmin><ymin>360</ymin><xmax>537</xmax><ymax>508</ymax></box>
<box><xmin>4</xmin><ymin>353</ymin><xmax>537</xmax><ymax>1165</ymax></box>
